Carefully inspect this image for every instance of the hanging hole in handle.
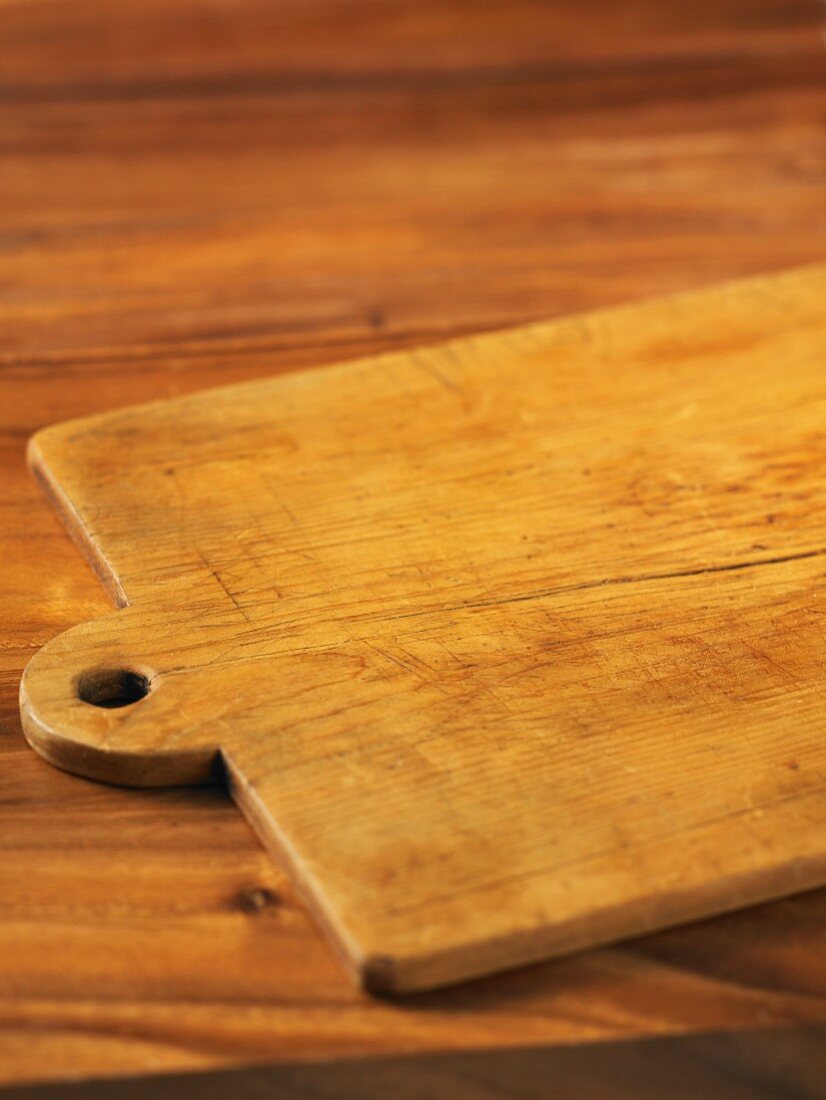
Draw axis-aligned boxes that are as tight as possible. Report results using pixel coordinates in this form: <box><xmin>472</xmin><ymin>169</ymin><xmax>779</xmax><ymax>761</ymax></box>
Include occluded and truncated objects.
<box><xmin>76</xmin><ymin>668</ymin><xmax>151</xmax><ymax>709</ymax></box>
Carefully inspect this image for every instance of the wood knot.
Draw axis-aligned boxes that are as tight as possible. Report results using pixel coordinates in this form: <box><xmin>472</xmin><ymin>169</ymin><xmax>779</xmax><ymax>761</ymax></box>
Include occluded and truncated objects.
<box><xmin>236</xmin><ymin>886</ymin><xmax>279</xmax><ymax>914</ymax></box>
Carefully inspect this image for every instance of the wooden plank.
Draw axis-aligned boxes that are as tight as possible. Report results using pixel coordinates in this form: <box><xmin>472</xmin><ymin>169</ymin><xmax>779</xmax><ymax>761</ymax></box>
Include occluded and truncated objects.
<box><xmin>4</xmin><ymin>49</ymin><xmax>826</xmax><ymax>370</ymax></box>
<box><xmin>3</xmin><ymin>0</ymin><xmax>826</xmax><ymax>1084</ymax></box>
<box><xmin>4</xmin><ymin>1025</ymin><xmax>826</xmax><ymax>1100</ymax></box>
<box><xmin>2</xmin><ymin>0</ymin><xmax>820</xmax><ymax>93</ymax></box>
<box><xmin>21</xmin><ymin>264</ymin><xmax>826</xmax><ymax>993</ymax></box>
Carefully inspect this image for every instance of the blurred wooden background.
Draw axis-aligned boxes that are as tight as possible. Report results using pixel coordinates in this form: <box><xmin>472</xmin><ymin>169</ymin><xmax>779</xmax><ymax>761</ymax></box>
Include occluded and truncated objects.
<box><xmin>1</xmin><ymin>0</ymin><xmax>826</xmax><ymax>1092</ymax></box>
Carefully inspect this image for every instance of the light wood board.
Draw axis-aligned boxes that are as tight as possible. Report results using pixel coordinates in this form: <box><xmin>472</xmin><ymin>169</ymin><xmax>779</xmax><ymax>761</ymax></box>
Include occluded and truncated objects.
<box><xmin>20</xmin><ymin>265</ymin><xmax>826</xmax><ymax>994</ymax></box>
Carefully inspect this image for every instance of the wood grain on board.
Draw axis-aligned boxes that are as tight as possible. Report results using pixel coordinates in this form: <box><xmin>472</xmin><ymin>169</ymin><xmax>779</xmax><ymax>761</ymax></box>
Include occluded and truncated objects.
<box><xmin>2</xmin><ymin>0</ymin><xmax>826</xmax><ymax>1086</ymax></box>
<box><xmin>20</xmin><ymin>264</ymin><xmax>826</xmax><ymax>995</ymax></box>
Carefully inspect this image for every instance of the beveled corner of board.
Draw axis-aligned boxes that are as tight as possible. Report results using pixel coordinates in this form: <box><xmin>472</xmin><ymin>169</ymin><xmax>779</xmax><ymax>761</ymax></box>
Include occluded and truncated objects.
<box><xmin>359</xmin><ymin>953</ymin><xmax>408</xmax><ymax>997</ymax></box>
<box><xmin>26</xmin><ymin>422</ymin><xmax>130</xmax><ymax>608</ymax></box>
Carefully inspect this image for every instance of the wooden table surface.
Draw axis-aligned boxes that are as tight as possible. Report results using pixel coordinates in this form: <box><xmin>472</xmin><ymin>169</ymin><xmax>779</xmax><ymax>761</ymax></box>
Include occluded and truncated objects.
<box><xmin>2</xmin><ymin>0</ymin><xmax>826</xmax><ymax>1091</ymax></box>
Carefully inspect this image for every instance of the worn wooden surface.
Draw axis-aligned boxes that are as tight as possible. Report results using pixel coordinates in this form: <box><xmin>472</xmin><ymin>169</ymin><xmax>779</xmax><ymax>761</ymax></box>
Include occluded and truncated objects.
<box><xmin>3</xmin><ymin>0</ymin><xmax>826</xmax><ymax>1086</ymax></box>
<box><xmin>21</xmin><ymin>265</ymin><xmax>826</xmax><ymax>995</ymax></box>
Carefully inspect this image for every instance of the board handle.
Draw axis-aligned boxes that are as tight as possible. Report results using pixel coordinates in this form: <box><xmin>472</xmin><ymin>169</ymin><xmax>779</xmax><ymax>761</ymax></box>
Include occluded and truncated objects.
<box><xmin>20</xmin><ymin>610</ymin><xmax>220</xmax><ymax>787</ymax></box>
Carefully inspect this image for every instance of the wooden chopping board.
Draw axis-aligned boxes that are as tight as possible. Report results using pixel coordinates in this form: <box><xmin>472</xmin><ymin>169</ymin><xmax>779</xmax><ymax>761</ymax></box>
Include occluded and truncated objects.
<box><xmin>20</xmin><ymin>265</ymin><xmax>826</xmax><ymax>994</ymax></box>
